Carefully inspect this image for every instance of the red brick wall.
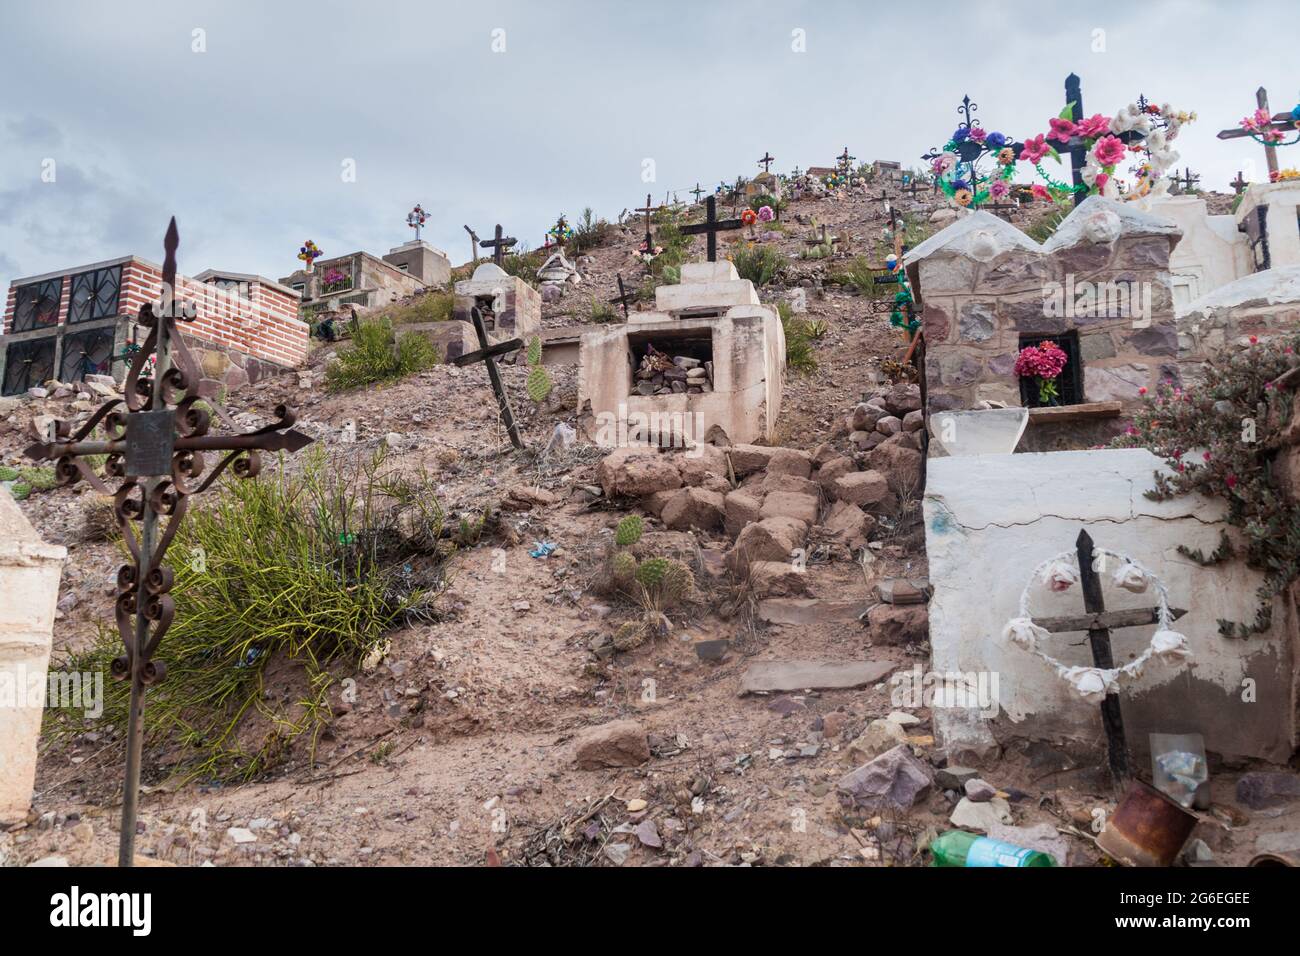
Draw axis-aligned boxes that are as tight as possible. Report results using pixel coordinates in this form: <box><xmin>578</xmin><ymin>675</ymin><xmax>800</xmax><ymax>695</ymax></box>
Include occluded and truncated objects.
<box><xmin>4</xmin><ymin>258</ymin><xmax>307</xmax><ymax>368</ymax></box>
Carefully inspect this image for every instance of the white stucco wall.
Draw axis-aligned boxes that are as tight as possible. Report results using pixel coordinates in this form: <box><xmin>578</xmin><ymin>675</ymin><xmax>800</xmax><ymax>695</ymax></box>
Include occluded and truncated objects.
<box><xmin>923</xmin><ymin>448</ymin><xmax>1296</xmax><ymax>763</ymax></box>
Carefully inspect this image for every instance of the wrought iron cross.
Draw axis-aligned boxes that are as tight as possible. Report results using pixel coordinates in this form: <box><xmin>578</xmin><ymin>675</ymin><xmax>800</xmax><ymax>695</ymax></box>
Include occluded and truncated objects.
<box><xmin>758</xmin><ymin>151</ymin><xmax>775</xmax><ymax>173</ymax></box>
<box><xmin>1064</xmin><ymin>74</ymin><xmax>1089</xmax><ymax>207</ymax></box>
<box><xmin>406</xmin><ymin>204</ymin><xmax>427</xmax><ymax>241</ymax></box>
<box><xmin>679</xmin><ymin>195</ymin><xmax>744</xmax><ymax>262</ymax></box>
<box><xmin>478</xmin><ymin>224</ymin><xmax>517</xmax><ymax>267</ymax></box>
<box><xmin>609</xmin><ymin>274</ymin><xmax>634</xmax><ymax>319</ymax></box>
<box><xmin>1216</xmin><ymin>87</ymin><xmax>1296</xmax><ymax>177</ymax></box>
<box><xmin>23</xmin><ymin>218</ymin><xmax>314</xmax><ymax>866</ymax></box>
<box><xmin>837</xmin><ymin>147</ymin><xmax>855</xmax><ymax>177</ymax></box>
<box><xmin>1032</xmin><ymin>530</ymin><xmax>1188</xmax><ymax>787</ymax></box>
<box><xmin>450</xmin><ymin>306</ymin><xmax>524</xmax><ymax>449</ymax></box>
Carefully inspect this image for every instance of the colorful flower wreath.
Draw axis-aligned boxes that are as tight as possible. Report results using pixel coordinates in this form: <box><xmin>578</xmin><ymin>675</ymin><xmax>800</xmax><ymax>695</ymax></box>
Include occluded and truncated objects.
<box><xmin>298</xmin><ymin>240</ymin><xmax>322</xmax><ymax>265</ymax></box>
<box><xmin>931</xmin><ymin>124</ymin><xmax>1019</xmax><ymax>208</ymax></box>
<box><xmin>1239</xmin><ymin>104</ymin><xmax>1300</xmax><ymax>148</ymax></box>
<box><xmin>406</xmin><ymin>205</ymin><xmax>428</xmax><ymax>229</ymax></box>
<box><xmin>1029</xmin><ymin>101</ymin><xmax>1195</xmax><ymax>202</ymax></box>
<box><xmin>547</xmin><ymin>215</ymin><xmax>574</xmax><ymax>245</ymax></box>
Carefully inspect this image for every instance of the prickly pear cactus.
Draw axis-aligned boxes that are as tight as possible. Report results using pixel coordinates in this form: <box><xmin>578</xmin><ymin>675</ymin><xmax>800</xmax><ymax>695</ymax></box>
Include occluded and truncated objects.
<box><xmin>614</xmin><ymin>514</ymin><xmax>644</xmax><ymax>547</ymax></box>
<box><xmin>634</xmin><ymin>556</ymin><xmax>670</xmax><ymax>589</ymax></box>
<box><xmin>611</xmin><ymin>550</ymin><xmax>638</xmax><ymax>584</ymax></box>
<box><xmin>526</xmin><ymin>335</ymin><xmax>543</xmax><ymax>366</ymax></box>
<box><xmin>659</xmin><ymin>559</ymin><xmax>695</xmax><ymax>605</ymax></box>
<box><xmin>524</xmin><ymin>335</ymin><xmax>552</xmax><ymax>402</ymax></box>
<box><xmin>612</xmin><ymin>620</ymin><xmax>647</xmax><ymax>652</ymax></box>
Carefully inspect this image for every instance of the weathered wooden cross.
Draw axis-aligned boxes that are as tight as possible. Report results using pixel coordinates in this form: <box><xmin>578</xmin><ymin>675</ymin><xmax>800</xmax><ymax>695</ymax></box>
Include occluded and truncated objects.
<box><xmin>758</xmin><ymin>151</ymin><xmax>775</xmax><ymax>173</ymax></box>
<box><xmin>609</xmin><ymin>273</ymin><xmax>635</xmax><ymax>319</ymax></box>
<box><xmin>901</xmin><ymin>178</ymin><xmax>923</xmax><ymax>199</ymax></box>
<box><xmin>1231</xmin><ymin>171</ymin><xmax>1248</xmax><ymax>195</ymax></box>
<box><xmin>690</xmin><ymin>182</ymin><xmax>705</xmax><ymax>203</ymax></box>
<box><xmin>23</xmin><ymin>218</ymin><xmax>314</xmax><ymax>866</ymax></box>
<box><xmin>478</xmin><ymin>224</ymin><xmax>517</xmax><ymax>267</ymax></box>
<box><xmin>463</xmin><ymin>224</ymin><xmax>481</xmax><ymax>266</ymax></box>
<box><xmin>450</xmin><ymin>306</ymin><xmax>525</xmax><ymax>449</ymax></box>
<box><xmin>1216</xmin><ymin>87</ymin><xmax>1298</xmax><ymax>178</ymax></box>
<box><xmin>1169</xmin><ymin>167</ymin><xmax>1200</xmax><ymax>195</ymax></box>
<box><xmin>680</xmin><ymin>195</ymin><xmax>744</xmax><ymax>262</ymax></box>
<box><xmin>1032</xmin><ymin>530</ymin><xmax>1188</xmax><ymax>787</ymax></box>
<box><xmin>635</xmin><ymin>193</ymin><xmax>656</xmax><ymax>254</ymax></box>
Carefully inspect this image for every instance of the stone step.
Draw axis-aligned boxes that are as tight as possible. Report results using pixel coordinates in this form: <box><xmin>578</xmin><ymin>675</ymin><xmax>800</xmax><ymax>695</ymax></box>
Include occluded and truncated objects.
<box><xmin>757</xmin><ymin>598</ymin><xmax>867</xmax><ymax>626</ymax></box>
<box><xmin>739</xmin><ymin>660</ymin><xmax>897</xmax><ymax>696</ymax></box>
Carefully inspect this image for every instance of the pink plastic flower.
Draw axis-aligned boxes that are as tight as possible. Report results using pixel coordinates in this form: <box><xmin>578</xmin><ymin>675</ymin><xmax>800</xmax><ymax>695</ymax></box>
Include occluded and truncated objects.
<box><xmin>1048</xmin><ymin>117</ymin><xmax>1078</xmax><ymax>143</ymax></box>
<box><xmin>1020</xmin><ymin>134</ymin><xmax>1050</xmax><ymax>164</ymax></box>
<box><xmin>757</xmin><ymin>205</ymin><xmax>774</xmax><ymax>222</ymax></box>
<box><xmin>1095</xmin><ymin>172</ymin><xmax>1110</xmax><ymax>190</ymax></box>
<box><xmin>1077</xmin><ymin>114</ymin><xmax>1111</xmax><ymax>138</ymax></box>
<box><xmin>989</xmin><ymin>180</ymin><xmax>1009</xmax><ymax>199</ymax></box>
<box><xmin>970</xmin><ymin>127</ymin><xmax>988</xmax><ymax>142</ymax></box>
<box><xmin>1031</xmin><ymin>183</ymin><xmax>1051</xmax><ymax>201</ymax></box>
<box><xmin>1226</xmin><ymin>475</ymin><xmax>1238</xmax><ymax>489</ymax></box>
<box><xmin>1092</xmin><ymin>135</ymin><xmax>1127</xmax><ymax>167</ymax></box>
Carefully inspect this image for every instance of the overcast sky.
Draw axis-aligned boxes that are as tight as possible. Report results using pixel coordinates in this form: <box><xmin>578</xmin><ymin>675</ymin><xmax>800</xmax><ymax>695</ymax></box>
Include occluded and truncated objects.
<box><xmin>1</xmin><ymin>0</ymin><xmax>1295</xmax><ymax>292</ymax></box>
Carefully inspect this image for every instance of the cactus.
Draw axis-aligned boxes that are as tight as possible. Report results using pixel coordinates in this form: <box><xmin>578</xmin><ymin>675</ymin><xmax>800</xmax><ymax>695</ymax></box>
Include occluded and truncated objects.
<box><xmin>634</xmin><ymin>556</ymin><xmax>670</xmax><ymax>589</ymax></box>
<box><xmin>659</xmin><ymin>559</ymin><xmax>695</xmax><ymax>604</ymax></box>
<box><xmin>524</xmin><ymin>336</ymin><xmax>552</xmax><ymax>402</ymax></box>
<box><xmin>611</xmin><ymin>550</ymin><xmax>638</xmax><ymax>584</ymax></box>
<box><xmin>614</xmin><ymin>514</ymin><xmax>644</xmax><ymax>547</ymax></box>
<box><xmin>612</xmin><ymin>620</ymin><xmax>647</xmax><ymax>652</ymax></box>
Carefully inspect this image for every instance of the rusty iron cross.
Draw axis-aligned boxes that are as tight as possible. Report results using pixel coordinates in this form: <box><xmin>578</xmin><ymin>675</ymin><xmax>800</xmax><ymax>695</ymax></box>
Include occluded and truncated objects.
<box><xmin>24</xmin><ymin>218</ymin><xmax>314</xmax><ymax>867</ymax></box>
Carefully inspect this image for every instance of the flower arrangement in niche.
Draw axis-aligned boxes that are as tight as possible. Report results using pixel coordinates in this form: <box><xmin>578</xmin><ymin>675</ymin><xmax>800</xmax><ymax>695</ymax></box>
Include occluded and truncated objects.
<box><xmin>1014</xmin><ymin>340</ymin><xmax>1069</xmax><ymax>405</ymax></box>
<box><xmin>321</xmin><ymin>267</ymin><xmax>351</xmax><ymax>293</ymax></box>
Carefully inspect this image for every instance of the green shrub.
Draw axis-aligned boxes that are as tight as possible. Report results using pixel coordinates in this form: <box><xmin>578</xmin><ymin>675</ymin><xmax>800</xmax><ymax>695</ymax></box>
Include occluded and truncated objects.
<box><xmin>383</xmin><ymin>292</ymin><xmax>454</xmax><ymax>324</ymax></box>
<box><xmin>590</xmin><ymin>298</ymin><xmax>618</xmax><ymax>324</ymax></box>
<box><xmin>730</xmin><ymin>243</ymin><xmax>784</xmax><ymax>286</ymax></box>
<box><xmin>47</xmin><ymin>448</ymin><xmax>444</xmax><ymax>780</ymax></box>
<box><xmin>572</xmin><ymin>207</ymin><xmax>611</xmax><ymax>253</ymax></box>
<box><xmin>831</xmin><ymin>256</ymin><xmax>884</xmax><ymax>295</ymax></box>
<box><xmin>778</xmin><ymin>302</ymin><xmax>819</xmax><ymax>374</ymax></box>
<box><xmin>325</xmin><ymin>317</ymin><xmax>439</xmax><ymax>392</ymax></box>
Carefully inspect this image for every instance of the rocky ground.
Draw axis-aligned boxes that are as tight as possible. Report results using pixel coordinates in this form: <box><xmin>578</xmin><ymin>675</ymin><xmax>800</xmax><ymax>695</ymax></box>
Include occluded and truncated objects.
<box><xmin>4</xmin><ymin>178</ymin><xmax>1294</xmax><ymax>869</ymax></box>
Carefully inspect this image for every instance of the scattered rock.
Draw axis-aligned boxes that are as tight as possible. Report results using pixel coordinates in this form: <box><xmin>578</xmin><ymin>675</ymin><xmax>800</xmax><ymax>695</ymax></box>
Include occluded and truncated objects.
<box><xmin>661</xmin><ymin>487</ymin><xmax>725</xmax><ymax>531</ymax></box>
<box><xmin>964</xmin><ymin>778</ymin><xmax>998</xmax><ymax>802</ymax></box>
<box><xmin>837</xmin><ymin>744</ymin><xmax>933</xmax><ymax>811</ymax></box>
<box><xmin>846</xmin><ymin>719</ymin><xmax>909</xmax><ymax>763</ymax></box>
<box><xmin>573</xmin><ymin>719</ymin><xmax>651</xmax><ymax>769</ymax></box>
<box><xmin>866</xmin><ymin>603</ymin><xmax>929</xmax><ymax>645</ymax></box>
<box><xmin>832</xmin><ymin>470</ymin><xmax>894</xmax><ymax>510</ymax></box>
<box><xmin>726</xmin><ymin>516</ymin><xmax>807</xmax><ymax>575</ymax></box>
<box><xmin>949</xmin><ymin>796</ymin><xmax>1013</xmax><ymax>831</ymax></box>
<box><xmin>747</xmin><ymin>560</ymin><xmax>811</xmax><ymax>598</ymax></box>
<box><xmin>739</xmin><ymin>659</ymin><xmax>896</xmax><ymax>695</ymax></box>
<box><xmin>596</xmin><ymin>448</ymin><xmax>682</xmax><ymax>498</ymax></box>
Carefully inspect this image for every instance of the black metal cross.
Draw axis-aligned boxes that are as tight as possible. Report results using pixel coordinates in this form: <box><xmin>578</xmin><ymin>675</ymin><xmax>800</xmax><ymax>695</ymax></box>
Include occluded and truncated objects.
<box><xmin>23</xmin><ymin>218</ymin><xmax>314</xmax><ymax>866</ymax></box>
<box><xmin>609</xmin><ymin>273</ymin><xmax>635</xmax><ymax>319</ymax></box>
<box><xmin>758</xmin><ymin>151</ymin><xmax>775</xmax><ymax>173</ymax></box>
<box><xmin>1231</xmin><ymin>171</ymin><xmax>1248</xmax><ymax>195</ymax></box>
<box><xmin>1064</xmin><ymin>73</ymin><xmax>1089</xmax><ymax>207</ymax></box>
<box><xmin>837</xmin><ymin>147</ymin><xmax>854</xmax><ymax>177</ymax></box>
<box><xmin>478</xmin><ymin>224</ymin><xmax>517</xmax><ymax>267</ymax></box>
<box><xmin>1033</xmin><ymin>530</ymin><xmax>1187</xmax><ymax>788</ymax></box>
<box><xmin>450</xmin><ymin>306</ymin><xmax>525</xmax><ymax>449</ymax></box>
<box><xmin>1217</xmin><ymin>87</ymin><xmax>1295</xmax><ymax>178</ymax></box>
<box><xmin>680</xmin><ymin>196</ymin><xmax>744</xmax><ymax>262</ymax></box>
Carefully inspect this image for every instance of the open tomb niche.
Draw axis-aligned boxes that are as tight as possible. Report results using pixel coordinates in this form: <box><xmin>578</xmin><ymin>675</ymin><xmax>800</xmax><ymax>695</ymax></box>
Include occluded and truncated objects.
<box><xmin>628</xmin><ymin>327</ymin><xmax>715</xmax><ymax>397</ymax></box>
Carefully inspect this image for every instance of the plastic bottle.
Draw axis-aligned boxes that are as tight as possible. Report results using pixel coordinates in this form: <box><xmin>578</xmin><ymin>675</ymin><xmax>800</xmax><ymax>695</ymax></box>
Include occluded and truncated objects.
<box><xmin>929</xmin><ymin>830</ymin><xmax>1056</xmax><ymax>867</ymax></box>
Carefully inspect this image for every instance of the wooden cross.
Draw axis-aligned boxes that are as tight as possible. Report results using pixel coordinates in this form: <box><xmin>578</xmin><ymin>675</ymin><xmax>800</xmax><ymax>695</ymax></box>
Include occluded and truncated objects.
<box><xmin>478</xmin><ymin>224</ymin><xmax>517</xmax><ymax>267</ymax></box>
<box><xmin>1216</xmin><ymin>87</ymin><xmax>1296</xmax><ymax>177</ymax></box>
<box><xmin>758</xmin><ymin>151</ymin><xmax>775</xmax><ymax>173</ymax></box>
<box><xmin>635</xmin><ymin>193</ymin><xmax>656</xmax><ymax>254</ymax></box>
<box><xmin>680</xmin><ymin>195</ymin><xmax>744</xmax><ymax>262</ymax></box>
<box><xmin>23</xmin><ymin>218</ymin><xmax>314</xmax><ymax>866</ymax></box>
<box><xmin>1231</xmin><ymin>171</ymin><xmax>1248</xmax><ymax>195</ymax></box>
<box><xmin>609</xmin><ymin>273</ymin><xmax>635</xmax><ymax>319</ymax></box>
<box><xmin>690</xmin><ymin>183</ymin><xmax>705</xmax><ymax>203</ymax></box>
<box><xmin>450</xmin><ymin>306</ymin><xmax>525</xmax><ymax>449</ymax></box>
<box><xmin>463</xmin><ymin>224</ymin><xmax>480</xmax><ymax>266</ymax></box>
<box><xmin>1169</xmin><ymin>167</ymin><xmax>1200</xmax><ymax>195</ymax></box>
<box><xmin>1035</xmin><ymin>530</ymin><xmax>1188</xmax><ymax>787</ymax></box>
<box><xmin>901</xmin><ymin>178</ymin><xmax>923</xmax><ymax>199</ymax></box>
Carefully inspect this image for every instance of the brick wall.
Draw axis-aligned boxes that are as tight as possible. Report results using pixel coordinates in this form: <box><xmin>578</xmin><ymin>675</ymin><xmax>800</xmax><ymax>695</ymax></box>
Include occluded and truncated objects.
<box><xmin>4</xmin><ymin>257</ymin><xmax>307</xmax><ymax>368</ymax></box>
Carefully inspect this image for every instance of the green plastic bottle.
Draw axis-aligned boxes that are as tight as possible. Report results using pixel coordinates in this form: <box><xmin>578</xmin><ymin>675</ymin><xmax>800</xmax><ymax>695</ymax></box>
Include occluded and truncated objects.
<box><xmin>930</xmin><ymin>830</ymin><xmax>1056</xmax><ymax>867</ymax></box>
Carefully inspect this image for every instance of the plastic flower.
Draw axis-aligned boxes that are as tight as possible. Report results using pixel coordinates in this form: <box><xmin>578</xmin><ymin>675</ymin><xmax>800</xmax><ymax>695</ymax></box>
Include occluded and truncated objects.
<box><xmin>1077</xmin><ymin>114</ymin><xmax>1112</xmax><ymax>139</ymax></box>
<box><xmin>985</xmin><ymin>131</ymin><xmax>1006</xmax><ymax>148</ymax></box>
<box><xmin>1020</xmin><ymin>134</ymin><xmax>1050</xmax><ymax>164</ymax></box>
<box><xmin>953</xmin><ymin>188</ymin><xmax>973</xmax><ymax>207</ymax></box>
<box><xmin>741</xmin><ymin>208</ymin><xmax>758</xmax><ymax>225</ymax></box>
<box><xmin>952</xmin><ymin>127</ymin><xmax>971</xmax><ymax>142</ymax></box>
<box><xmin>1031</xmin><ymin>183</ymin><xmax>1051</xmax><ymax>201</ymax></box>
<box><xmin>997</xmin><ymin>147</ymin><xmax>1015</xmax><ymax>165</ymax></box>
<box><xmin>1041</xmin><ymin>559</ymin><xmax>1078</xmax><ymax>592</ymax></box>
<box><xmin>989</xmin><ymin>180</ymin><xmax>1010</xmax><ymax>199</ymax></box>
<box><xmin>757</xmin><ymin>205</ymin><xmax>774</xmax><ymax>222</ymax></box>
<box><xmin>1092</xmin><ymin>135</ymin><xmax>1127</xmax><ymax>167</ymax></box>
<box><xmin>969</xmin><ymin>127</ymin><xmax>988</xmax><ymax>142</ymax></box>
<box><xmin>1048</xmin><ymin>117</ymin><xmax>1078</xmax><ymax>143</ymax></box>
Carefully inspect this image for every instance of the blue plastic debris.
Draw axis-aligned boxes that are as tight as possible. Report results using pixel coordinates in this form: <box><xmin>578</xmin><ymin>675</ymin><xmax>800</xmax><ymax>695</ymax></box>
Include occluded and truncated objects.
<box><xmin>529</xmin><ymin>540</ymin><xmax>559</xmax><ymax>559</ymax></box>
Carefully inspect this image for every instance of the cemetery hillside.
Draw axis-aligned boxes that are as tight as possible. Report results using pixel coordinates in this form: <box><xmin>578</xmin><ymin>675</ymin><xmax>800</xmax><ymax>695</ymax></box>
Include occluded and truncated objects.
<box><xmin>2</xmin><ymin>3</ymin><xmax>1300</xmax><ymax>916</ymax></box>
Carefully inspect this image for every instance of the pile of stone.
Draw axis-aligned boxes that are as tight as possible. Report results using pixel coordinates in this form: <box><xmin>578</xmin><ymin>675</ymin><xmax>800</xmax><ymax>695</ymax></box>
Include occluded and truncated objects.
<box><xmin>632</xmin><ymin>347</ymin><xmax>714</xmax><ymax>396</ymax></box>
<box><xmin>845</xmin><ymin>382</ymin><xmax>925</xmax><ymax>453</ymax></box>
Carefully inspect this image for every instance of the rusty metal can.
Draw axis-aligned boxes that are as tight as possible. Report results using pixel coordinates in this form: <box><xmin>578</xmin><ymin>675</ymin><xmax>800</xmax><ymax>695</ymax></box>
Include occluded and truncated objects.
<box><xmin>1096</xmin><ymin>781</ymin><xmax>1198</xmax><ymax>867</ymax></box>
